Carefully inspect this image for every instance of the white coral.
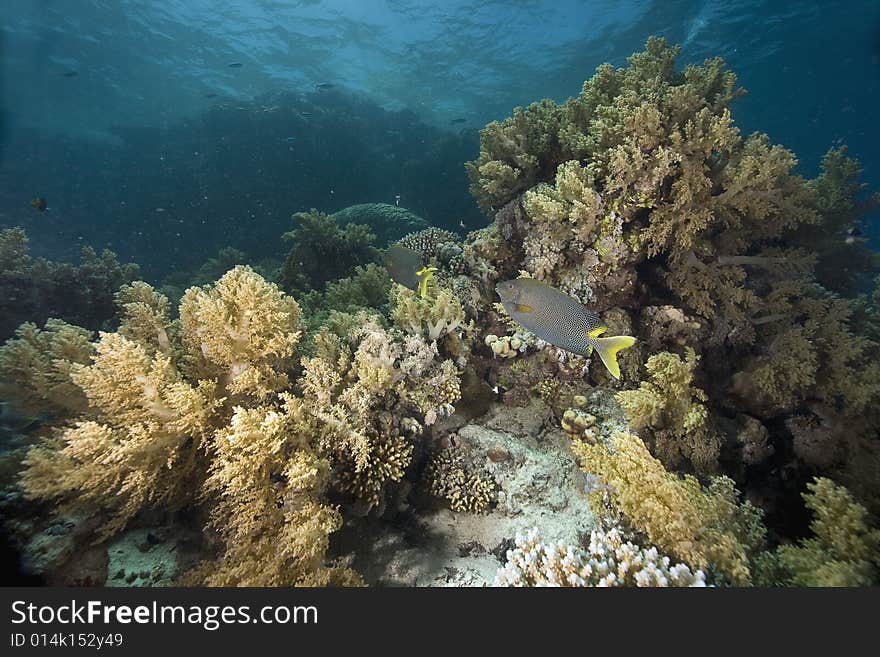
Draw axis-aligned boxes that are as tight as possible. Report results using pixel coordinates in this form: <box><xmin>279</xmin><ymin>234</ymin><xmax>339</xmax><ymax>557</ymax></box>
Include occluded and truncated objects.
<box><xmin>494</xmin><ymin>527</ymin><xmax>709</xmax><ymax>587</ymax></box>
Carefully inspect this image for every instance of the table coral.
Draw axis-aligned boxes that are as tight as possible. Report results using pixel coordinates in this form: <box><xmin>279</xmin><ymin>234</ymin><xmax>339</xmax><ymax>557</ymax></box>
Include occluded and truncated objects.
<box><xmin>494</xmin><ymin>526</ymin><xmax>708</xmax><ymax>587</ymax></box>
<box><xmin>331</xmin><ymin>203</ymin><xmax>430</xmax><ymax>246</ymax></box>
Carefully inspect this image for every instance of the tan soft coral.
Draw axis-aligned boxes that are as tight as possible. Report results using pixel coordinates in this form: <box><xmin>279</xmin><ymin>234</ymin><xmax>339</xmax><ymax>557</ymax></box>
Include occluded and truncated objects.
<box><xmin>0</xmin><ymin>319</ymin><xmax>93</xmax><ymax>418</ymax></box>
<box><xmin>616</xmin><ymin>348</ymin><xmax>721</xmax><ymax>474</ymax></box>
<box><xmin>764</xmin><ymin>478</ymin><xmax>880</xmax><ymax>586</ymax></box>
<box><xmin>21</xmin><ymin>331</ymin><xmax>220</xmax><ymax>539</ymax></box>
<box><xmin>179</xmin><ymin>265</ymin><xmax>302</xmax><ymax>400</ymax></box>
<box><xmin>194</xmin><ymin>396</ymin><xmax>360</xmax><ymax>586</ymax></box>
<box><xmin>573</xmin><ymin>431</ymin><xmax>765</xmax><ymax>585</ymax></box>
<box><xmin>15</xmin><ymin>267</ymin><xmax>362</xmax><ymax>585</ymax></box>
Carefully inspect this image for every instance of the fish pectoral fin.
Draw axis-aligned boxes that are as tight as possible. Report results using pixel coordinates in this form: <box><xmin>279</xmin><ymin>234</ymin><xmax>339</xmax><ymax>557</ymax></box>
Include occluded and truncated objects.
<box><xmin>592</xmin><ymin>335</ymin><xmax>637</xmax><ymax>380</ymax></box>
<box><xmin>587</xmin><ymin>326</ymin><xmax>608</xmax><ymax>339</ymax></box>
<box><xmin>514</xmin><ymin>303</ymin><xmax>533</xmax><ymax>314</ymax></box>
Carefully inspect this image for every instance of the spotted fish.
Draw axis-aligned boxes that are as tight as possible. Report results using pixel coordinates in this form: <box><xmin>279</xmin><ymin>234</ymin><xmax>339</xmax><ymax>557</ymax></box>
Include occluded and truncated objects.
<box><xmin>495</xmin><ymin>278</ymin><xmax>636</xmax><ymax>379</ymax></box>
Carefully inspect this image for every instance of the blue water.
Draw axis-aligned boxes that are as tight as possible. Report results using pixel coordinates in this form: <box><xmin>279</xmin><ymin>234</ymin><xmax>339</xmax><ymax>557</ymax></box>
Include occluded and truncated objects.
<box><xmin>1</xmin><ymin>0</ymin><xmax>878</xmax><ymax>277</ymax></box>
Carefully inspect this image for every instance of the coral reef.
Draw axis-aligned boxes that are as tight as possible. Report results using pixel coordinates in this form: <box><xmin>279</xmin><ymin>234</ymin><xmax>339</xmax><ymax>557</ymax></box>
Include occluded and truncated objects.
<box><xmin>616</xmin><ymin>348</ymin><xmax>721</xmax><ymax>474</ymax></box>
<box><xmin>332</xmin><ymin>203</ymin><xmax>430</xmax><ymax>246</ymax></box>
<box><xmin>495</xmin><ymin>526</ymin><xmax>708</xmax><ymax>587</ymax></box>
<box><xmin>0</xmin><ymin>227</ymin><xmax>139</xmax><ymax>341</ymax></box>
<box><xmin>573</xmin><ymin>430</ymin><xmax>765</xmax><ymax>585</ymax></box>
<box><xmin>762</xmin><ymin>478</ymin><xmax>880</xmax><ymax>586</ymax></box>
<box><xmin>280</xmin><ymin>210</ymin><xmax>380</xmax><ymax>295</ymax></box>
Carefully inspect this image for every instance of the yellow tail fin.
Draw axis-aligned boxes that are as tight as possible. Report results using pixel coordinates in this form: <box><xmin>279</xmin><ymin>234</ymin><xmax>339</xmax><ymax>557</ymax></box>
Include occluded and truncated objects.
<box><xmin>592</xmin><ymin>335</ymin><xmax>636</xmax><ymax>380</ymax></box>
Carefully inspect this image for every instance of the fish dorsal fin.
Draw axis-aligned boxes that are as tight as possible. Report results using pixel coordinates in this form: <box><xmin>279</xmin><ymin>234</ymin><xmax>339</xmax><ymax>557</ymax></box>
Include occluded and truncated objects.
<box><xmin>514</xmin><ymin>303</ymin><xmax>533</xmax><ymax>314</ymax></box>
<box><xmin>587</xmin><ymin>326</ymin><xmax>608</xmax><ymax>339</ymax></box>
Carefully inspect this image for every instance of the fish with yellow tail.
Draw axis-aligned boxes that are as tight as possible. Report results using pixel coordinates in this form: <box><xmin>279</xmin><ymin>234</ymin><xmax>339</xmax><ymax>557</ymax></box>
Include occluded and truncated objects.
<box><xmin>495</xmin><ymin>278</ymin><xmax>636</xmax><ymax>380</ymax></box>
<box><xmin>384</xmin><ymin>243</ymin><xmax>438</xmax><ymax>299</ymax></box>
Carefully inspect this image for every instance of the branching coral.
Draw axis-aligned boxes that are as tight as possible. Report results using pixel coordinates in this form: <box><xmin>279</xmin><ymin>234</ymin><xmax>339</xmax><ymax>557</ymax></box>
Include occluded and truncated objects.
<box><xmin>424</xmin><ymin>443</ymin><xmax>495</xmax><ymax>513</ymax></box>
<box><xmin>616</xmin><ymin>348</ymin><xmax>721</xmax><ymax>474</ymax></box>
<box><xmin>494</xmin><ymin>527</ymin><xmax>708</xmax><ymax>587</ymax></box>
<box><xmin>766</xmin><ymin>478</ymin><xmax>880</xmax><ymax>586</ymax></box>
<box><xmin>297</xmin><ymin>318</ymin><xmax>462</xmax><ymax>512</ymax></box>
<box><xmin>573</xmin><ymin>431</ymin><xmax>765</xmax><ymax>585</ymax></box>
<box><xmin>390</xmin><ymin>283</ymin><xmax>469</xmax><ymax>343</ymax></box>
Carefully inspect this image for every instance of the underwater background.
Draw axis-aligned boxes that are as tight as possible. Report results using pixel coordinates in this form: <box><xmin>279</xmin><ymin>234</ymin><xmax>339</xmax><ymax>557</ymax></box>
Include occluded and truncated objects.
<box><xmin>0</xmin><ymin>0</ymin><xmax>879</xmax><ymax>586</ymax></box>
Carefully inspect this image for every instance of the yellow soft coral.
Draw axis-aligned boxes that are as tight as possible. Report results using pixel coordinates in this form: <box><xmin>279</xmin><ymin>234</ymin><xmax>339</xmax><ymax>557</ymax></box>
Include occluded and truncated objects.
<box><xmin>0</xmin><ymin>319</ymin><xmax>93</xmax><ymax>418</ymax></box>
<box><xmin>179</xmin><ymin>265</ymin><xmax>301</xmax><ymax>400</ymax></box>
<box><xmin>574</xmin><ymin>430</ymin><xmax>765</xmax><ymax>585</ymax></box>
<box><xmin>195</xmin><ymin>396</ymin><xmax>360</xmax><ymax>586</ymax></box>
<box><xmin>616</xmin><ymin>348</ymin><xmax>721</xmax><ymax>473</ymax></box>
<box><xmin>769</xmin><ymin>478</ymin><xmax>880</xmax><ymax>586</ymax></box>
<box><xmin>21</xmin><ymin>331</ymin><xmax>220</xmax><ymax>539</ymax></box>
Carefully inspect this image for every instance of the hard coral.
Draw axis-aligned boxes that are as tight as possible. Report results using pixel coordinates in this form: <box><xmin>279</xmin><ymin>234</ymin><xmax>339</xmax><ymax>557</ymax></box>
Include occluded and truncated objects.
<box><xmin>332</xmin><ymin>203</ymin><xmax>430</xmax><ymax>246</ymax></box>
<box><xmin>495</xmin><ymin>526</ymin><xmax>708</xmax><ymax>587</ymax></box>
<box><xmin>424</xmin><ymin>443</ymin><xmax>495</xmax><ymax>513</ymax></box>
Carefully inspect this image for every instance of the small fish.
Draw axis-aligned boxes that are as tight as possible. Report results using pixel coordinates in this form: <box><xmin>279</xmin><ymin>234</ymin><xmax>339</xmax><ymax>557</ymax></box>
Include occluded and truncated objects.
<box><xmin>203</xmin><ymin>93</ymin><xmax>218</xmax><ymax>99</ymax></box>
<box><xmin>495</xmin><ymin>278</ymin><xmax>636</xmax><ymax>379</ymax></box>
<box><xmin>30</xmin><ymin>197</ymin><xmax>47</xmax><ymax>212</ymax></box>
<box><xmin>227</xmin><ymin>62</ymin><xmax>243</xmax><ymax>68</ymax></box>
<box><xmin>847</xmin><ymin>226</ymin><xmax>862</xmax><ymax>237</ymax></box>
<box><xmin>385</xmin><ymin>244</ymin><xmax>437</xmax><ymax>298</ymax></box>
<box><xmin>459</xmin><ymin>220</ymin><xmax>466</xmax><ymax>229</ymax></box>
<box><xmin>315</xmin><ymin>82</ymin><xmax>334</xmax><ymax>90</ymax></box>
<box><xmin>450</xmin><ymin>118</ymin><xmax>466</xmax><ymax>124</ymax></box>
<box><xmin>61</xmin><ymin>70</ymin><xmax>78</xmax><ymax>78</ymax></box>
<box><xmin>285</xmin><ymin>136</ymin><xmax>297</xmax><ymax>142</ymax></box>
